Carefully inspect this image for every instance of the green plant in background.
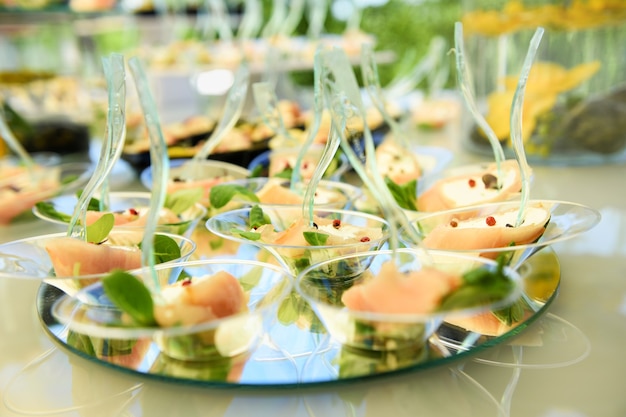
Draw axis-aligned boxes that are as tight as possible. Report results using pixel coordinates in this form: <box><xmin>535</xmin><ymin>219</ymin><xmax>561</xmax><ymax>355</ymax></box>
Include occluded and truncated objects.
<box><xmin>288</xmin><ymin>0</ymin><xmax>461</xmax><ymax>89</ymax></box>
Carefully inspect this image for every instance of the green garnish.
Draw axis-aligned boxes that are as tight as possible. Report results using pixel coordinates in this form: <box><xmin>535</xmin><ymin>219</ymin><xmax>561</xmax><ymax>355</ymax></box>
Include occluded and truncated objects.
<box><xmin>102</xmin><ymin>270</ymin><xmax>157</xmax><ymax>326</ymax></box>
<box><xmin>437</xmin><ymin>254</ymin><xmax>518</xmax><ymax>319</ymax></box>
<box><xmin>61</xmin><ymin>174</ymin><xmax>79</xmax><ymax>186</ymax></box>
<box><xmin>385</xmin><ymin>177</ymin><xmax>418</xmax><ymax>211</ymax></box>
<box><xmin>76</xmin><ymin>190</ymin><xmax>103</xmax><ymax>211</ymax></box>
<box><xmin>164</xmin><ymin>187</ymin><xmax>203</xmax><ymax>214</ymax></box>
<box><xmin>209</xmin><ymin>184</ymin><xmax>260</xmax><ymax>209</ymax></box>
<box><xmin>139</xmin><ymin>234</ymin><xmax>182</xmax><ymax>264</ymax></box>
<box><xmin>273</xmin><ymin>167</ymin><xmax>293</xmax><ymax>179</ymax></box>
<box><xmin>85</xmin><ymin>213</ymin><xmax>115</xmax><ymax>244</ymax></box>
<box><xmin>231</xmin><ymin>229</ymin><xmax>262</xmax><ymax>241</ymax></box>
<box><xmin>303</xmin><ymin>231</ymin><xmax>329</xmax><ymax>246</ymax></box>
<box><xmin>249</xmin><ymin>205</ymin><xmax>270</xmax><ymax>229</ymax></box>
<box><xmin>34</xmin><ymin>201</ymin><xmax>73</xmax><ymax>223</ymax></box>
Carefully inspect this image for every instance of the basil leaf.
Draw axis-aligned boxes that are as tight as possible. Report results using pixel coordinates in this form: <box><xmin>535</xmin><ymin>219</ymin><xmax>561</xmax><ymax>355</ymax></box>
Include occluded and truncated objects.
<box><xmin>165</xmin><ymin>187</ymin><xmax>203</xmax><ymax>214</ymax></box>
<box><xmin>385</xmin><ymin>177</ymin><xmax>418</xmax><ymax>211</ymax></box>
<box><xmin>209</xmin><ymin>184</ymin><xmax>259</xmax><ymax>209</ymax></box>
<box><xmin>102</xmin><ymin>270</ymin><xmax>157</xmax><ymax>326</ymax></box>
<box><xmin>61</xmin><ymin>174</ymin><xmax>79</xmax><ymax>186</ymax></box>
<box><xmin>303</xmin><ymin>231</ymin><xmax>329</xmax><ymax>246</ymax></box>
<box><xmin>249</xmin><ymin>205</ymin><xmax>270</xmax><ymax>229</ymax></box>
<box><xmin>76</xmin><ymin>190</ymin><xmax>103</xmax><ymax>212</ymax></box>
<box><xmin>273</xmin><ymin>167</ymin><xmax>293</xmax><ymax>179</ymax></box>
<box><xmin>35</xmin><ymin>201</ymin><xmax>73</xmax><ymax>223</ymax></box>
<box><xmin>239</xmin><ymin>265</ymin><xmax>263</xmax><ymax>291</ymax></box>
<box><xmin>139</xmin><ymin>234</ymin><xmax>182</xmax><ymax>264</ymax></box>
<box><xmin>85</xmin><ymin>213</ymin><xmax>114</xmax><ymax>244</ymax></box>
<box><xmin>232</xmin><ymin>229</ymin><xmax>261</xmax><ymax>241</ymax></box>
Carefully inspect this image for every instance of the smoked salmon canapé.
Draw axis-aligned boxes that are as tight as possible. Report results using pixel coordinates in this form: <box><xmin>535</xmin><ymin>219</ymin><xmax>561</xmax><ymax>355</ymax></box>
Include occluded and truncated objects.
<box><xmin>51</xmin><ymin>259</ymin><xmax>292</xmax><ymax>362</ymax></box>
<box><xmin>405</xmin><ymin>199</ymin><xmax>600</xmax><ymax>267</ymax></box>
<box><xmin>296</xmin><ymin>248</ymin><xmax>522</xmax><ymax>352</ymax></box>
<box><xmin>140</xmin><ymin>159</ymin><xmax>251</xmax><ymax>213</ymax></box>
<box><xmin>33</xmin><ymin>191</ymin><xmax>207</xmax><ymax>239</ymax></box>
<box><xmin>0</xmin><ymin>159</ymin><xmax>92</xmax><ymax>225</ymax></box>
<box><xmin>0</xmin><ymin>230</ymin><xmax>196</xmax><ymax>295</ymax></box>
<box><xmin>207</xmin><ymin>177</ymin><xmax>362</xmax><ymax>212</ymax></box>
<box><xmin>206</xmin><ymin>206</ymin><xmax>389</xmax><ymax>277</ymax></box>
<box><xmin>401</xmin><ymin>159</ymin><xmax>525</xmax><ymax>217</ymax></box>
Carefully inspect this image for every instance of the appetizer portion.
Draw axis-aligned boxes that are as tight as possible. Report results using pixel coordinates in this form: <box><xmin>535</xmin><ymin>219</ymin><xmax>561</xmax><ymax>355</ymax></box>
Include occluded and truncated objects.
<box><xmin>417</xmin><ymin>160</ymin><xmax>524</xmax><ymax>213</ymax></box>
<box><xmin>52</xmin><ymin>260</ymin><xmax>292</xmax><ymax>362</ymax></box>
<box><xmin>207</xmin><ymin>206</ymin><xmax>388</xmax><ymax>277</ymax></box>
<box><xmin>297</xmin><ymin>249</ymin><xmax>521</xmax><ymax>352</ymax></box>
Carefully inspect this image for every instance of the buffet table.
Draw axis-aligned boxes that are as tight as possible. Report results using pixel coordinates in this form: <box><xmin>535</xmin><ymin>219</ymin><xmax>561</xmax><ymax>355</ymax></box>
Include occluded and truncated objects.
<box><xmin>1</xmin><ymin>136</ymin><xmax>625</xmax><ymax>417</ymax></box>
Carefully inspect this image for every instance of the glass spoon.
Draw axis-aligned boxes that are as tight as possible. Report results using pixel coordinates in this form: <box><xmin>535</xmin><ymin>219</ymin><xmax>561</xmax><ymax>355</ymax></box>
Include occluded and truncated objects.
<box><xmin>318</xmin><ymin>47</ymin><xmax>425</xmax><ymax>256</ymax></box>
<box><xmin>511</xmin><ymin>27</ymin><xmax>544</xmax><ymax>227</ymax></box>
<box><xmin>128</xmin><ymin>56</ymin><xmax>170</xmax><ymax>292</ymax></box>
<box><xmin>237</xmin><ymin>0</ymin><xmax>263</xmax><ymax>41</ymax></box>
<box><xmin>178</xmin><ymin>63</ymin><xmax>250</xmax><ymax>181</ymax></box>
<box><xmin>454</xmin><ymin>22</ymin><xmax>506</xmax><ymax>187</ymax></box>
<box><xmin>67</xmin><ymin>53</ymin><xmax>126</xmax><ymax>240</ymax></box>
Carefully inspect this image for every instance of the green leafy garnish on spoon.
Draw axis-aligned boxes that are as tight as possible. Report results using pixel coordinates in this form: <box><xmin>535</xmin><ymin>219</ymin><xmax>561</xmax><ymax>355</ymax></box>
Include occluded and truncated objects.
<box><xmin>102</xmin><ymin>270</ymin><xmax>157</xmax><ymax>327</ymax></box>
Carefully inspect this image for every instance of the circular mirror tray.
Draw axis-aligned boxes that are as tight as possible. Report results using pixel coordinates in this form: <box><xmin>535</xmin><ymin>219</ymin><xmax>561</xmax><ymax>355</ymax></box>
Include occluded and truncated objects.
<box><xmin>36</xmin><ymin>249</ymin><xmax>560</xmax><ymax>389</ymax></box>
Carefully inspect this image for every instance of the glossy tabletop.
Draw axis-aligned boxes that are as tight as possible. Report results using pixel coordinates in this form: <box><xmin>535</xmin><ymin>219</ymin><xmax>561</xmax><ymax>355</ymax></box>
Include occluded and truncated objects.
<box><xmin>1</xmin><ymin>137</ymin><xmax>625</xmax><ymax>417</ymax></box>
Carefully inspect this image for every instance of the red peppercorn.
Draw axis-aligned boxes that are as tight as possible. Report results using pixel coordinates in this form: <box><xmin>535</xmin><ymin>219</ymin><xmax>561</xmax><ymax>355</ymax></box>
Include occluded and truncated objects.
<box><xmin>450</xmin><ymin>219</ymin><xmax>458</xmax><ymax>227</ymax></box>
<box><xmin>360</xmin><ymin>236</ymin><xmax>370</xmax><ymax>242</ymax></box>
<box><xmin>468</xmin><ymin>178</ymin><xmax>476</xmax><ymax>188</ymax></box>
<box><xmin>332</xmin><ymin>219</ymin><xmax>341</xmax><ymax>229</ymax></box>
<box><xmin>181</xmin><ymin>278</ymin><xmax>192</xmax><ymax>286</ymax></box>
<box><xmin>486</xmin><ymin>216</ymin><xmax>496</xmax><ymax>226</ymax></box>
<box><xmin>129</xmin><ymin>208</ymin><xmax>139</xmax><ymax>215</ymax></box>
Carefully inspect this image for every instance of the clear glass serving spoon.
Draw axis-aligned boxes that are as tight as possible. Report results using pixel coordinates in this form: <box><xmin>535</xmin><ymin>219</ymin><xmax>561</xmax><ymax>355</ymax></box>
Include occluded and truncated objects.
<box><xmin>128</xmin><ymin>56</ymin><xmax>170</xmax><ymax>293</ymax></box>
<box><xmin>454</xmin><ymin>22</ymin><xmax>506</xmax><ymax>187</ymax></box>
<box><xmin>511</xmin><ymin>27</ymin><xmax>544</xmax><ymax>227</ymax></box>
<box><xmin>178</xmin><ymin>63</ymin><xmax>250</xmax><ymax>181</ymax></box>
<box><xmin>67</xmin><ymin>53</ymin><xmax>126</xmax><ymax>240</ymax></box>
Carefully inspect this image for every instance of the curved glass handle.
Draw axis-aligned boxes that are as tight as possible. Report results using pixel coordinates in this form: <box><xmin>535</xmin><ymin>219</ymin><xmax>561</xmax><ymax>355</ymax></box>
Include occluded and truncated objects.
<box><xmin>128</xmin><ymin>56</ymin><xmax>169</xmax><ymax>293</ymax></box>
<box><xmin>253</xmin><ymin>81</ymin><xmax>300</xmax><ymax>148</ymax></box>
<box><xmin>182</xmin><ymin>63</ymin><xmax>250</xmax><ymax>179</ymax></box>
<box><xmin>237</xmin><ymin>0</ymin><xmax>263</xmax><ymax>40</ymax></box>
<box><xmin>67</xmin><ymin>53</ymin><xmax>126</xmax><ymax>240</ymax></box>
<box><xmin>261</xmin><ymin>0</ymin><xmax>287</xmax><ymax>39</ymax></box>
<box><xmin>511</xmin><ymin>27</ymin><xmax>544</xmax><ymax>226</ymax></box>
<box><xmin>318</xmin><ymin>48</ymin><xmax>425</xmax><ymax>256</ymax></box>
<box><xmin>361</xmin><ymin>42</ymin><xmax>409</xmax><ymax>150</ymax></box>
<box><xmin>454</xmin><ymin>22</ymin><xmax>505</xmax><ymax>185</ymax></box>
<box><xmin>306</xmin><ymin>0</ymin><xmax>327</xmax><ymax>39</ymax></box>
<box><xmin>207</xmin><ymin>0</ymin><xmax>233</xmax><ymax>42</ymax></box>
<box><xmin>385</xmin><ymin>36</ymin><xmax>447</xmax><ymax>100</ymax></box>
<box><xmin>278</xmin><ymin>0</ymin><xmax>305</xmax><ymax>37</ymax></box>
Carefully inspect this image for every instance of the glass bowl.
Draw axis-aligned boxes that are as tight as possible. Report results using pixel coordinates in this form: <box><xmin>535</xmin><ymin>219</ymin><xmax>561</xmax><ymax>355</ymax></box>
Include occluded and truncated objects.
<box><xmin>405</xmin><ymin>199</ymin><xmax>601</xmax><ymax>267</ymax></box>
<box><xmin>0</xmin><ymin>158</ymin><xmax>93</xmax><ymax>224</ymax></box>
<box><xmin>206</xmin><ymin>207</ymin><xmax>389</xmax><ymax>277</ymax></box>
<box><xmin>210</xmin><ymin>177</ymin><xmax>362</xmax><ymax>211</ymax></box>
<box><xmin>140</xmin><ymin>158</ymin><xmax>251</xmax><ymax>197</ymax></box>
<box><xmin>51</xmin><ymin>259</ymin><xmax>292</xmax><ymax>362</ymax></box>
<box><xmin>296</xmin><ymin>248</ymin><xmax>523</xmax><ymax>352</ymax></box>
<box><xmin>32</xmin><ymin>191</ymin><xmax>207</xmax><ymax>238</ymax></box>
<box><xmin>246</xmin><ymin>146</ymin><xmax>351</xmax><ymax>181</ymax></box>
<box><xmin>0</xmin><ymin>230</ymin><xmax>196</xmax><ymax>296</ymax></box>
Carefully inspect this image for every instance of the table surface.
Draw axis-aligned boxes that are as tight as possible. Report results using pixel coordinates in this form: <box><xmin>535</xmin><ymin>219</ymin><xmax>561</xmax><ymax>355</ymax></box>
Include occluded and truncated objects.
<box><xmin>1</xmin><ymin>130</ymin><xmax>625</xmax><ymax>417</ymax></box>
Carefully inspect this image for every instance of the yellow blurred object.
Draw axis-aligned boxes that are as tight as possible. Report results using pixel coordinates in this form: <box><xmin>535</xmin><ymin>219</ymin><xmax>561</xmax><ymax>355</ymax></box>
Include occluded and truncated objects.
<box><xmin>483</xmin><ymin>60</ymin><xmax>600</xmax><ymax>144</ymax></box>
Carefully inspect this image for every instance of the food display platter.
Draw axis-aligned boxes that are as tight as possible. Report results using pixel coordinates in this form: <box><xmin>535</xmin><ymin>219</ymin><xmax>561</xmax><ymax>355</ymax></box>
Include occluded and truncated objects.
<box><xmin>36</xmin><ymin>250</ymin><xmax>560</xmax><ymax>388</ymax></box>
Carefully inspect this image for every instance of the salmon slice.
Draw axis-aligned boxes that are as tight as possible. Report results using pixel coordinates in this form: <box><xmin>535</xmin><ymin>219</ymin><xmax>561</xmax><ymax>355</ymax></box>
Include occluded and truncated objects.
<box><xmin>422</xmin><ymin>204</ymin><xmax>550</xmax><ymax>257</ymax></box>
<box><xmin>342</xmin><ymin>261</ymin><xmax>461</xmax><ymax>315</ymax></box>
<box><xmin>418</xmin><ymin>160</ymin><xmax>523</xmax><ymax>212</ymax></box>
<box><xmin>45</xmin><ymin>237</ymin><xmax>142</xmax><ymax>277</ymax></box>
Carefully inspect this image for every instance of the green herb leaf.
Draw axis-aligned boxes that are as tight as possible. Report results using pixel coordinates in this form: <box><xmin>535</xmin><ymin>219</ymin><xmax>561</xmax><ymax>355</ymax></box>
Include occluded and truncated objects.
<box><xmin>249</xmin><ymin>205</ymin><xmax>270</xmax><ymax>229</ymax></box>
<box><xmin>102</xmin><ymin>270</ymin><xmax>157</xmax><ymax>326</ymax></box>
<box><xmin>249</xmin><ymin>164</ymin><xmax>264</xmax><ymax>178</ymax></box>
<box><xmin>164</xmin><ymin>187</ymin><xmax>203</xmax><ymax>214</ymax></box>
<box><xmin>34</xmin><ymin>201</ymin><xmax>73</xmax><ymax>223</ymax></box>
<box><xmin>303</xmin><ymin>231</ymin><xmax>329</xmax><ymax>246</ymax></box>
<box><xmin>232</xmin><ymin>229</ymin><xmax>262</xmax><ymax>241</ymax></box>
<box><xmin>139</xmin><ymin>234</ymin><xmax>182</xmax><ymax>264</ymax></box>
<box><xmin>85</xmin><ymin>213</ymin><xmax>114</xmax><ymax>244</ymax></box>
<box><xmin>209</xmin><ymin>184</ymin><xmax>259</xmax><ymax>209</ymax></box>
<box><xmin>61</xmin><ymin>174</ymin><xmax>79</xmax><ymax>186</ymax></box>
<box><xmin>76</xmin><ymin>190</ymin><xmax>103</xmax><ymax>212</ymax></box>
<box><xmin>277</xmin><ymin>291</ymin><xmax>300</xmax><ymax>325</ymax></box>
<box><xmin>385</xmin><ymin>177</ymin><xmax>418</xmax><ymax>211</ymax></box>
<box><xmin>239</xmin><ymin>265</ymin><xmax>263</xmax><ymax>291</ymax></box>
<box><xmin>273</xmin><ymin>167</ymin><xmax>293</xmax><ymax>179</ymax></box>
